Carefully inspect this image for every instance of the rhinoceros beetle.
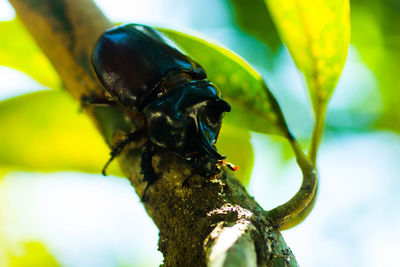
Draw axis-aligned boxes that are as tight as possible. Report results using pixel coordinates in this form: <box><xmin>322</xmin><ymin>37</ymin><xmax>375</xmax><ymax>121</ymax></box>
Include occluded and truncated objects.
<box><xmin>91</xmin><ymin>24</ymin><xmax>232</xmax><ymax>199</ymax></box>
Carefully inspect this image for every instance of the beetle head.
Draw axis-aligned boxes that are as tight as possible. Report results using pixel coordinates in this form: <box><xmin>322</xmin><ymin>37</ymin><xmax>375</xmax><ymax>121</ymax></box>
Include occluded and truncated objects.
<box><xmin>144</xmin><ymin>80</ymin><xmax>230</xmax><ymax>175</ymax></box>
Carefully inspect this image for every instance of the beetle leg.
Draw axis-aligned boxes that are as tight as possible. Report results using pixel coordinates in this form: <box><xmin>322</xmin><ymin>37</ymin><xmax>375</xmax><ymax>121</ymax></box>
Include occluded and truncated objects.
<box><xmin>80</xmin><ymin>93</ymin><xmax>116</xmax><ymax>110</ymax></box>
<box><xmin>102</xmin><ymin>130</ymin><xmax>142</xmax><ymax>176</ymax></box>
<box><xmin>140</xmin><ymin>143</ymin><xmax>158</xmax><ymax>201</ymax></box>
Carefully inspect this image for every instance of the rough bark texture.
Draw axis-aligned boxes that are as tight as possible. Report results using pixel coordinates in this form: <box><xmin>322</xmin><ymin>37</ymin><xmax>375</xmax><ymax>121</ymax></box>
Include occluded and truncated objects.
<box><xmin>9</xmin><ymin>0</ymin><xmax>299</xmax><ymax>265</ymax></box>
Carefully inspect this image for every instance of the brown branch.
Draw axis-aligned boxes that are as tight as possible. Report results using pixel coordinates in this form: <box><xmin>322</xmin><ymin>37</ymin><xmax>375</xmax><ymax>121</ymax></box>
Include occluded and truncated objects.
<box><xmin>8</xmin><ymin>0</ymin><xmax>299</xmax><ymax>265</ymax></box>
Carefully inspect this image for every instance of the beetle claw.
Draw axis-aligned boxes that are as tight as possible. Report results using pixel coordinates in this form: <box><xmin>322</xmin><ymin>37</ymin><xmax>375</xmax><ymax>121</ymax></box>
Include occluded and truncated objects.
<box><xmin>141</xmin><ymin>182</ymin><xmax>151</xmax><ymax>202</ymax></box>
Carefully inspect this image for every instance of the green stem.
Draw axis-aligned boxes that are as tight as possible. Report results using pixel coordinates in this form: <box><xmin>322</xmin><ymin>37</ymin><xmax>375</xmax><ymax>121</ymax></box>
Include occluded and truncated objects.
<box><xmin>309</xmin><ymin>106</ymin><xmax>326</xmax><ymax>165</ymax></box>
<box><xmin>276</xmin><ymin>104</ymin><xmax>327</xmax><ymax>229</ymax></box>
<box><xmin>265</xmin><ymin>137</ymin><xmax>318</xmax><ymax>230</ymax></box>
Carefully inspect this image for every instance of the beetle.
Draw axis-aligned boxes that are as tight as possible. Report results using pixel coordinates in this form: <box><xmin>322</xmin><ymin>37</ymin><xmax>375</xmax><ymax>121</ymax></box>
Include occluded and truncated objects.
<box><xmin>91</xmin><ymin>24</ymin><xmax>231</xmax><ymax>199</ymax></box>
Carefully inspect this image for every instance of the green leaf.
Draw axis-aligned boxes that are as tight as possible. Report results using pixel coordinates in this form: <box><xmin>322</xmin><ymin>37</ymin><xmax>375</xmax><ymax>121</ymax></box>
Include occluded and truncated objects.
<box><xmin>265</xmin><ymin>0</ymin><xmax>350</xmax><ymax>162</ymax></box>
<box><xmin>158</xmin><ymin>28</ymin><xmax>292</xmax><ymax>138</ymax></box>
<box><xmin>3</xmin><ymin>242</ymin><xmax>60</xmax><ymax>267</ymax></box>
<box><xmin>265</xmin><ymin>0</ymin><xmax>350</xmax><ymax>114</ymax></box>
<box><xmin>0</xmin><ymin>90</ymin><xmax>120</xmax><ymax>175</ymax></box>
<box><xmin>0</xmin><ymin>18</ymin><xmax>60</xmax><ymax>88</ymax></box>
<box><xmin>351</xmin><ymin>0</ymin><xmax>400</xmax><ymax>133</ymax></box>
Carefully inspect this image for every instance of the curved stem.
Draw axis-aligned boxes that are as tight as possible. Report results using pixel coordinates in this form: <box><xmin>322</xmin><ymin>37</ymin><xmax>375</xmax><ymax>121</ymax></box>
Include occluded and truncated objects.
<box><xmin>265</xmin><ymin>138</ymin><xmax>318</xmax><ymax>230</ymax></box>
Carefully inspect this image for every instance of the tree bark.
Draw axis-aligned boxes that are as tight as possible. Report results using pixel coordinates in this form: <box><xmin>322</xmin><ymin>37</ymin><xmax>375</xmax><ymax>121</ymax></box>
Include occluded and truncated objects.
<box><xmin>8</xmin><ymin>0</ymin><xmax>299</xmax><ymax>265</ymax></box>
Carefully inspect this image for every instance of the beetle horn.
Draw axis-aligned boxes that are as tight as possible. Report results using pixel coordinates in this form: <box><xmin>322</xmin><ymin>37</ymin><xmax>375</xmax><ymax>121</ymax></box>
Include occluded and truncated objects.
<box><xmin>199</xmin><ymin>130</ymin><xmax>225</xmax><ymax>160</ymax></box>
<box><xmin>213</xmin><ymin>99</ymin><xmax>231</xmax><ymax>113</ymax></box>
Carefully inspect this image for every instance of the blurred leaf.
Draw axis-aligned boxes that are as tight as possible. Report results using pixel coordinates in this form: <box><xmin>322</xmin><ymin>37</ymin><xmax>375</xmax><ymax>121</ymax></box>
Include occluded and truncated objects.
<box><xmin>0</xmin><ymin>18</ymin><xmax>60</xmax><ymax>88</ymax></box>
<box><xmin>218</xmin><ymin>124</ymin><xmax>254</xmax><ymax>186</ymax></box>
<box><xmin>0</xmin><ymin>168</ymin><xmax>7</xmax><ymax>179</ymax></box>
<box><xmin>229</xmin><ymin>0</ymin><xmax>281</xmax><ymax>51</ymax></box>
<box><xmin>158</xmin><ymin>28</ymin><xmax>291</xmax><ymax>138</ymax></box>
<box><xmin>351</xmin><ymin>0</ymin><xmax>400</xmax><ymax>132</ymax></box>
<box><xmin>0</xmin><ymin>90</ymin><xmax>121</xmax><ymax>175</ymax></box>
<box><xmin>5</xmin><ymin>242</ymin><xmax>60</xmax><ymax>267</ymax></box>
<box><xmin>265</xmin><ymin>0</ymin><xmax>350</xmax><ymax>114</ymax></box>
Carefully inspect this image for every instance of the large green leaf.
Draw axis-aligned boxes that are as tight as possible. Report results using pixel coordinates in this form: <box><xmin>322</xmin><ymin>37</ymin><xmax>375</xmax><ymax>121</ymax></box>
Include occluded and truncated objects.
<box><xmin>158</xmin><ymin>28</ymin><xmax>292</xmax><ymax>138</ymax></box>
<box><xmin>0</xmin><ymin>90</ymin><xmax>116</xmax><ymax>174</ymax></box>
<box><xmin>0</xmin><ymin>19</ymin><xmax>60</xmax><ymax>88</ymax></box>
<box><xmin>265</xmin><ymin>0</ymin><xmax>350</xmax><ymax>114</ymax></box>
<box><xmin>265</xmin><ymin>0</ymin><xmax>350</xmax><ymax>162</ymax></box>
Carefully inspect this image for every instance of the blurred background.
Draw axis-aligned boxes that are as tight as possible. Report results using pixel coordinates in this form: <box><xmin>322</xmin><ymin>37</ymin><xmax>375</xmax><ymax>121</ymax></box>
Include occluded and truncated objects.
<box><xmin>0</xmin><ymin>0</ymin><xmax>399</xmax><ymax>266</ymax></box>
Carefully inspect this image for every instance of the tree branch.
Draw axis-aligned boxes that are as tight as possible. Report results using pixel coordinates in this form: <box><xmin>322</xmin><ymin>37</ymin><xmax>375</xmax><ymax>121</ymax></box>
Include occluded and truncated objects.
<box><xmin>8</xmin><ymin>0</ymin><xmax>299</xmax><ymax>265</ymax></box>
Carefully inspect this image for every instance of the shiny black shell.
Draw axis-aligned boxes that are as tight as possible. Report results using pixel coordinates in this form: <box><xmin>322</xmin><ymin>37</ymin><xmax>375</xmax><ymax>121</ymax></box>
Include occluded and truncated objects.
<box><xmin>92</xmin><ymin>24</ymin><xmax>206</xmax><ymax>111</ymax></box>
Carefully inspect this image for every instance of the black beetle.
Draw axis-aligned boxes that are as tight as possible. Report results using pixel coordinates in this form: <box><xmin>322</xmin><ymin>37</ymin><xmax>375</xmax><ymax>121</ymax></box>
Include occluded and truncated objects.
<box><xmin>91</xmin><ymin>24</ymin><xmax>231</xmax><ymax>198</ymax></box>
